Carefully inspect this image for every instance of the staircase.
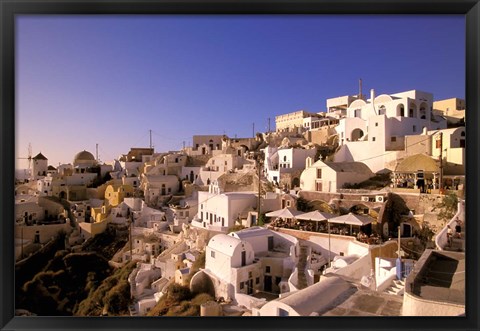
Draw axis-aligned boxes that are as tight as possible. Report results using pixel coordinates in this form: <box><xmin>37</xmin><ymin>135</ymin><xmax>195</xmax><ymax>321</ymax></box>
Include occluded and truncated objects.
<box><xmin>384</xmin><ymin>278</ymin><xmax>405</xmax><ymax>296</ymax></box>
<box><xmin>444</xmin><ymin>220</ymin><xmax>465</xmax><ymax>252</ymax></box>
<box><xmin>444</xmin><ymin>237</ymin><xmax>465</xmax><ymax>252</ymax></box>
<box><xmin>296</xmin><ymin>245</ymin><xmax>309</xmax><ymax>289</ymax></box>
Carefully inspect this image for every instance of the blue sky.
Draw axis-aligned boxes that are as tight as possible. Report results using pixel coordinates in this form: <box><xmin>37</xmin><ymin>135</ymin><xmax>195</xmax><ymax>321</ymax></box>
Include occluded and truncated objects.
<box><xmin>16</xmin><ymin>15</ymin><xmax>465</xmax><ymax>167</ymax></box>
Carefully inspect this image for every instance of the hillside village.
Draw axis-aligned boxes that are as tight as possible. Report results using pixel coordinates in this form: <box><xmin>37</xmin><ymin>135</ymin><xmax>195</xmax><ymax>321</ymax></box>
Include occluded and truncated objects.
<box><xmin>15</xmin><ymin>89</ymin><xmax>465</xmax><ymax>317</ymax></box>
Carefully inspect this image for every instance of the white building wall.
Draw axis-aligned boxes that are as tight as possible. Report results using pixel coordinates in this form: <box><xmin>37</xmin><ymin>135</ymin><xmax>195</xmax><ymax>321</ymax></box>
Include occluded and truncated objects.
<box><xmin>195</xmin><ymin>192</ymin><xmax>257</xmax><ymax>231</ymax></box>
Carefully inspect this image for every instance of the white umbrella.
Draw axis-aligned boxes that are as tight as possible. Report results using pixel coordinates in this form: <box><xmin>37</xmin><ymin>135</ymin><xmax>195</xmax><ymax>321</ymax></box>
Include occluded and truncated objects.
<box><xmin>297</xmin><ymin>210</ymin><xmax>336</xmax><ymax>232</ymax></box>
<box><xmin>297</xmin><ymin>210</ymin><xmax>336</xmax><ymax>222</ymax></box>
<box><xmin>327</xmin><ymin>213</ymin><xmax>372</xmax><ymax>226</ymax></box>
<box><xmin>265</xmin><ymin>207</ymin><xmax>303</xmax><ymax>219</ymax></box>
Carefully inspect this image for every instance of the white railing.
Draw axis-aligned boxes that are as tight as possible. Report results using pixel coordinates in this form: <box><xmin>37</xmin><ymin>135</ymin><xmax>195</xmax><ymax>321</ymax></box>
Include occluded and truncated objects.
<box><xmin>435</xmin><ymin>201</ymin><xmax>464</xmax><ymax>250</ymax></box>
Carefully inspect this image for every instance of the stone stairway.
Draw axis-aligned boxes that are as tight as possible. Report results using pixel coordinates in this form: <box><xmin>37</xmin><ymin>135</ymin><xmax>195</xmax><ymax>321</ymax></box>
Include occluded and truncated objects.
<box><xmin>444</xmin><ymin>221</ymin><xmax>465</xmax><ymax>252</ymax></box>
<box><xmin>444</xmin><ymin>237</ymin><xmax>465</xmax><ymax>252</ymax></box>
<box><xmin>384</xmin><ymin>278</ymin><xmax>405</xmax><ymax>296</ymax></box>
<box><xmin>296</xmin><ymin>245</ymin><xmax>308</xmax><ymax>289</ymax></box>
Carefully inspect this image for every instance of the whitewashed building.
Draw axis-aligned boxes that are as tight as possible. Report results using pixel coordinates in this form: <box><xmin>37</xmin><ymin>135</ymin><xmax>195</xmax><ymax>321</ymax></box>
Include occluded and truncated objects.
<box><xmin>190</xmin><ymin>184</ymin><xmax>257</xmax><ymax>233</ymax></box>
<box><xmin>300</xmin><ymin>158</ymin><xmax>374</xmax><ymax>193</ymax></box>
<box><xmin>190</xmin><ymin>227</ymin><xmax>299</xmax><ymax>305</ymax></box>
<box><xmin>332</xmin><ymin>89</ymin><xmax>447</xmax><ymax>173</ymax></box>
<box><xmin>263</xmin><ymin>146</ymin><xmax>316</xmax><ymax>188</ymax></box>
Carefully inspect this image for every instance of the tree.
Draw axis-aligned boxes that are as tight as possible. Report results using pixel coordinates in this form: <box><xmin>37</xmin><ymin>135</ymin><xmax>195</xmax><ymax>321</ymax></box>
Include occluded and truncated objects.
<box><xmin>437</xmin><ymin>191</ymin><xmax>458</xmax><ymax>221</ymax></box>
<box><xmin>297</xmin><ymin>197</ymin><xmax>314</xmax><ymax>212</ymax></box>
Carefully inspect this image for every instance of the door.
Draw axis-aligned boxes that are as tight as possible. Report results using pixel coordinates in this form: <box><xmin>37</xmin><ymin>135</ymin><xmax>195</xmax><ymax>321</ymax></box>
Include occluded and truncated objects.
<box><xmin>264</xmin><ymin>276</ymin><xmax>272</xmax><ymax>292</ymax></box>
<box><xmin>247</xmin><ymin>279</ymin><xmax>253</xmax><ymax>295</ymax></box>
<box><xmin>241</xmin><ymin>251</ymin><xmax>246</xmax><ymax>267</ymax></box>
<box><xmin>268</xmin><ymin>236</ymin><xmax>274</xmax><ymax>251</ymax></box>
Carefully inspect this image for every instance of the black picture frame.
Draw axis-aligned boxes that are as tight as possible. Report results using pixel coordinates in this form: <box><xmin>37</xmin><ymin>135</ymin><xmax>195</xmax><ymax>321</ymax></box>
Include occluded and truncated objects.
<box><xmin>1</xmin><ymin>1</ymin><xmax>479</xmax><ymax>330</ymax></box>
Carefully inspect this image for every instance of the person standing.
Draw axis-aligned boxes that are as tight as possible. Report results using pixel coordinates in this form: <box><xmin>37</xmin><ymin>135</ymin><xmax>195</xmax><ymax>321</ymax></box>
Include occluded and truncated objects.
<box><xmin>447</xmin><ymin>225</ymin><xmax>453</xmax><ymax>246</ymax></box>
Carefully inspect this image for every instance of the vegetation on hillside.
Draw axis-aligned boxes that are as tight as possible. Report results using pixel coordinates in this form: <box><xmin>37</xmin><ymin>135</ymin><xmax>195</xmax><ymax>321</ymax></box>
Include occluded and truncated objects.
<box><xmin>146</xmin><ymin>284</ymin><xmax>214</xmax><ymax>317</ymax></box>
<box><xmin>343</xmin><ymin>173</ymin><xmax>391</xmax><ymax>190</ymax></box>
<box><xmin>82</xmin><ymin>227</ymin><xmax>128</xmax><ymax>260</ymax></box>
<box><xmin>75</xmin><ymin>260</ymin><xmax>136</xmax><ymax>316</ymax></box>
<box><xmin>436</xmin><ymin>191</ymin><xmax>459</xmax><ymax>221</ymax></box>
<box><xmin>16</xmin><ymin>228</ymin><xmax>132</xmax><ymax>316</ymax></box>
<box><xmin>296</xmin><ymin>197</ymin><xmax>314</xmax><ymax>212</ymax></box>
<box><xmin>17</xmin><ymin>252</ymin><xmax>112</xmax><ymax>315</ymax></box>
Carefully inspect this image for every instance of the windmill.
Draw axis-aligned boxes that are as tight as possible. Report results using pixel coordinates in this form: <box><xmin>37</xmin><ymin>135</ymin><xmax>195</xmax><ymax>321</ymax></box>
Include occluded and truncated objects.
<box><xmin>18</xmin><ymin>143</ymin><xmax>33</xmax><ymax>179</ymax></box>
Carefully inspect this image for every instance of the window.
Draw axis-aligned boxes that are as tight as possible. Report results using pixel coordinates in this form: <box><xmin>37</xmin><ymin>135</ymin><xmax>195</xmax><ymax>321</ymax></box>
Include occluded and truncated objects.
<box><xmin>391</xmin><ymin>137</ymin><xmax>397</xmax><ymax>142</ymax></box>
<box><xmin>413</xmin><ymin>125</ymin><xmax>417</xmax><ymax>132</ymax></box>
<box><xmin>375</xmin><ymin>122</ymin><xmax>378</xmax><ymax>127</ymax></box>
<box><xmin>239</xmin><ymin>282</ymin><xmax>244</xmax><ymax>289</ymax></box>
<box><xmin>372</xmin><ymin>137</ymin><xmax>376</xmax><ymax>142</ymax></box>
<box><xmin>211</xmin><ymin>251</ymin><xmax>215</xmax><ymax>258</ymax></box>
<box><xmin>316</xmin><ymin>168</ymin><xmax>322</xmax><ymax>179</ymax></box>
<box><xmin>256</xmin><ymin>277</ymin><xmax>260</xmax><ymax>284</ymax></box>
<box><xmin>286</xmin><ymin>201</ymin><xmax>291</xmax><ymax>207</ymax></box>
<box><xmin>266</xmin><ymin>266</ymin><xmax>271</xmax><ymax>273</ymax></box>
<box><xmin>249</xmin><ymin>271</ymin><xmax>252</xmax><ymax>278</ymax></box>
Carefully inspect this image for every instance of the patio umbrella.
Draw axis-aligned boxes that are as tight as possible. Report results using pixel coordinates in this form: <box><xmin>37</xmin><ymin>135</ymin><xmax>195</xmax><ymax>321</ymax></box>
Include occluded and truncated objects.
<box><xmin>297</xmin><ymin>210</ymin><xmax>336</xmax><ymax>222</ymax></box>
<box><xmin>327</xmin><ymin>213</ymin><xmax>372</xmax><ymax>226</ymax></box>
<box><xmin>297</xmin><ymin>210</ymin><xmax>336</xmax><ymax>232</ymax></box>
<box><xmin>265</xmin><ymin>207</ymin><xmax>303</xmax><ymax>219</ymax></box>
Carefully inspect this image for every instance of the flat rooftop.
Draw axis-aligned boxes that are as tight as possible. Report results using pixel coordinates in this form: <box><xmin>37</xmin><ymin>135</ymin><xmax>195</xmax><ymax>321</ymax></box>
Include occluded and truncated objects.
<box><xmin>322</xmin><ymin>288</ymin><xmax>404</xmax><ymax>316</ymax></box>
<box><xmin>411</xmin><ymin>251</ymin><xmax>465</xmax><ymax>305</ymax></box>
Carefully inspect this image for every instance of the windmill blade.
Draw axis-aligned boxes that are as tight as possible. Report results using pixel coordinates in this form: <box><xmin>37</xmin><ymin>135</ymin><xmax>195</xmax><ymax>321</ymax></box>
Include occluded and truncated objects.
<box><xmin>28</xmin><ymin>143</ymin><xmax>32</xmax><ymax>169</ymax></box>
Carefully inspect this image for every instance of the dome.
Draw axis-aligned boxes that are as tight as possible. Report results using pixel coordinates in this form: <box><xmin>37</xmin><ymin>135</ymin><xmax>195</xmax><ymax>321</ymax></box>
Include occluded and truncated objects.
<box><xmin>74</xmin><ymin>150</ymin><xmax>95</xmax><ymax>162</ymax></box>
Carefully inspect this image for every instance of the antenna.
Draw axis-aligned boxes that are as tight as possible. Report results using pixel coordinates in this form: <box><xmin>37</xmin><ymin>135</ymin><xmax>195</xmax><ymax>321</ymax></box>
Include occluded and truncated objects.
<box><xmin>359</xmin><ymin>78</ymin><xmax>363</xmax><ymax>99</ymax></box>
<box><xmin>149</xmin><ymin>129</ymin><xmax>152</xmax><ymax>149</ymax></box>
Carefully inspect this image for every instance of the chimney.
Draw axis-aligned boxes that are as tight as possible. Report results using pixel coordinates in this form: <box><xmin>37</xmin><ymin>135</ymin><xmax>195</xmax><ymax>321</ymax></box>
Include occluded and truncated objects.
<box><xmin>370</xmin><ymin>89</ymin><xmax>375</xmax><ymax>102</ymax></box>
